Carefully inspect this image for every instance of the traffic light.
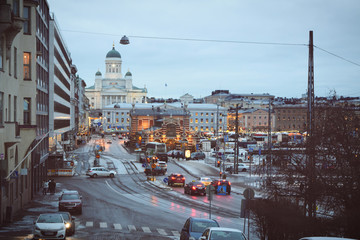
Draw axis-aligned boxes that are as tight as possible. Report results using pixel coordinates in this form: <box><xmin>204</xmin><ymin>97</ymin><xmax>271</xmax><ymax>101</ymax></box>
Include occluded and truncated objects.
<box><xmin>217</xmin><ymin>160</ymin><xmax>221</xmax><ymax>167</ymax></box>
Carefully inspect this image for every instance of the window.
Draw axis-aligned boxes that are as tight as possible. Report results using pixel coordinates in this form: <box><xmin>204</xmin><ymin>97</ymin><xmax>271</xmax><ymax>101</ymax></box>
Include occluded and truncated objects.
<box><xmin>195</xmin><ymin>118</ymin><xmax>198</xmax><ymax>123</ymax></box>
<box><xmin>14</xmin><ymin>96</ymin><xmax>17</xmax><ymax>122</ymax></box>
<box><xmin>13</xmin><ymin>0</ymin><xmax>20</xmax><ymax>17</ymax></box>
<box><xmin>14</xmin><ymin>47</ymin><xmax>17</xmax><ymax>78</ymax></box>
<box><xmin>23</xmin><ymin>98</ymin><xmax>31</xmax><ymax>124</ymax></box>
<box><xmin>0</xmin><ymin>92</ymin><xmax>3</xmax><ymax>126</ymax></box>
<box><xmin>23</xmin><ymin>6</ymin><xmax>31</xmax><ymax>34</ymax></box>
<box><xmin>23</xmin><ymin>52</ymin><xmax>31</xmax><ymax>80</ymax></box>
<box><xmin>0</xmin><ymin>44</ymin><xmax>3</xmax><ymax>70</ymax></box>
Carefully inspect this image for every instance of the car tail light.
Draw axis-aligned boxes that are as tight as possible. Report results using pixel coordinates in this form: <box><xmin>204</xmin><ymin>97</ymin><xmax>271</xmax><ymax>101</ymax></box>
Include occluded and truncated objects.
<box><xmin>218</xmin><ymin>182</ymin><xmax>221</xmax><ymax>185</ymax></box>
<box><xmin>171</xmin><ymin>177</ymin><xmax>176</xmax><ymax>180</ymax></box>
<box><xmin>228</xmin><ymin>182</ymin><xmax>231</xmax><ymax>185</ymax></box>
<box><xmin>192</xmin><ymin>186</ymin><xmax>196</xmax><ymax>190</ymax></box>
<box><xmin>182</xmin><ymin>177</ymin><xmax>185</xmax><ymax>180</ymax></box>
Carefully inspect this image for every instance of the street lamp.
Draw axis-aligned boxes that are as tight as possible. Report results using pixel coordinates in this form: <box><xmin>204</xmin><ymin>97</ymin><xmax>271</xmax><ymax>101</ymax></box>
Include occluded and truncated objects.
<box><xmin>120</xmin><ymin>35</ymin><xmax>130</xmax><ymax>45</ymax></box>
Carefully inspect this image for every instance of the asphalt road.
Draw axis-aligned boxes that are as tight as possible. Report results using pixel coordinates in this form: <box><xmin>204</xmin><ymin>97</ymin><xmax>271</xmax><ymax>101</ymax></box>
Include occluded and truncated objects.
<box><xmin>0</xmin><ymin>136</ymin><xmax>258</xmax><ymax>240</ymax></box>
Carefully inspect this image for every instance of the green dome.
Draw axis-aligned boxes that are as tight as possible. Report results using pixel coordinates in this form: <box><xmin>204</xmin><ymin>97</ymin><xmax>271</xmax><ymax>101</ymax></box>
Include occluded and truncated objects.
<box><xmin>125</xmin><ymin>71</ymin><xmax>132</xmax><ymax>77</ymax></box>
<box><xmin>95</xmin><ymin>70</ymin><xmax>102</xmax><ymax>76</ymax></box>
<box><xmin>106</xmin><ymin>46</ymin><xmax>121</xmax><ymax>58</ymax></box>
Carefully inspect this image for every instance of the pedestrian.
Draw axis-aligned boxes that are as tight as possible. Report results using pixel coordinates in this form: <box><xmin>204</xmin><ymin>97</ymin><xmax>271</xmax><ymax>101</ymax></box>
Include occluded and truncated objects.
<box><xmin>48</xmin><ymin>179</ymin><xmax>56</xmax><ymax>194</ymax></box>
<box><xmin>171</xmin><ymin>152</ymin><xmax>175</xmax><ymax>159</ymax></box>
<box><xmin>176</xmin><ymin>152</ymin><xmax>180</xmax><ymax>161</ymax></box>
<box><xmin>42</xmin><ymin>180</ymin><xmax>48</xmax><ymax>195</ymax></box>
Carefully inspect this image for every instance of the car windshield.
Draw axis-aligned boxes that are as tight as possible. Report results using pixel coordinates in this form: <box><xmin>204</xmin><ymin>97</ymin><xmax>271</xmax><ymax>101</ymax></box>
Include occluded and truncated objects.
<box><xmin>37</xmin><ymin>214</ymin><xmax>63</xmax><ymax>223</ymax></box>
<box><xmin>61</xmin><ymin>194</ymin><xmax>79</xmax><ymax>200</ymax></box>
<box><xmin>59</xmin><ymin>213</ymin><xmax>70</xmax><ymax>220</ymax></box>
<box><xmin>209</xmin><ymin>230</ymin><xmax>246</xmax><ymax>240</ymax></box>
<box><xmin>191</xmin><ymin>221</ymin><xmax>219</xmax><ymax>233</ymax></box>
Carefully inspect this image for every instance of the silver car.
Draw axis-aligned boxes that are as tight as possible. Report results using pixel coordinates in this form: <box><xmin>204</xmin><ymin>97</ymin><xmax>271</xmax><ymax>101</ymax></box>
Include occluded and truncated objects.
<box><xmin>33</xmin><ymin>213</ymin><xmax>67</xmax><ymax>240</ymax></box>
<box><xmin>86</xmin><ymin>167</ymin><xmax>116</xmax><ymax>178</ymax></box>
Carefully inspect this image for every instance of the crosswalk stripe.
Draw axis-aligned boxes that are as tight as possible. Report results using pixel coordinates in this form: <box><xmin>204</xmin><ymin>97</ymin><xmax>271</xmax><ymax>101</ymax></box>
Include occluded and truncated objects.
<box><xmin>142</xmin><ymin>226</ymin><xmax>151</xmax><ymax>233</ymax></box>
<box><xmin>100</xmin><ymin>222</ymin><xmax>107</xmax><ymax>228</ymax></box>
<box><xmin>157</xmin><ymin>228</ymin><xmax>167</xmax><ymax>235</ymax></box>
<box><xmin>172</xmin><ymin>230</ymin><xmax>180</xmax><ymax>236</ymax></box>
<box><xmin>128</xmin><ymin>225</ymin><xmax>136</xmax><ymax>231</ymax></box>
<box><xmin>86</xmin><ymin>221</ymin><xmax>93</xmax><ymax>227</ymax></box>
<box><xmin>113</xmin><ymin>223</ymin><xmax>122</xmax><ymax>230</ymax></box>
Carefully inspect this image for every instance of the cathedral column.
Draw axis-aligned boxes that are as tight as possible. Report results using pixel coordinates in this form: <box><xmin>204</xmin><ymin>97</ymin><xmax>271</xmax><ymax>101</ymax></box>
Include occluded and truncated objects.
<box><xmin>110</xmin><ymin>96</ymin><xmax>113</xmax><ymax>105</ymax></box>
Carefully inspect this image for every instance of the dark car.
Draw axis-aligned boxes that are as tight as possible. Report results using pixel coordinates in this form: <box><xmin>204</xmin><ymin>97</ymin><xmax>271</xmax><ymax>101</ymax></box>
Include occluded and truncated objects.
<box><xmin>144</xmin><ymin>165</ymin><xmax>166</xmax><ymax>176</ymax></box>
<box><xmin>184</xmin><ymin>181</ymin><xmax>206</xmax><ymax>196</ymax></box>
<box><xmin>180</xmin><ymin>217</ymin><xmax>220</xmax><ymax>240</ymax></box>
<box><xmin>168</xmin><ymin>173</ymin><xmax>185</xmax><ymax>187</ymax></box>
<box><xmin>58</xmin><ymin>211</ymin><xmax>75</xmax><ymax>236</ymax></box>
<box><xmin>190</xmin><ymin>152</ymin><xmax>206</xmax><ymax>160</ymax></box>
<box><xmin>58</xmin><ymin>190</ymin><xmax>82</xmax><ymax>214</ymax></box>
<box><xmin>211</xmin><ymin>179</ymin><xmax>231</xmax><ymax>195</ymax></box>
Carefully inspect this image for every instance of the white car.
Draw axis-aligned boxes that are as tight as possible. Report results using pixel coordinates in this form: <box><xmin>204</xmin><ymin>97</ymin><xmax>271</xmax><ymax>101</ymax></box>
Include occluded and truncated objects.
<box><xmin>238</xmin><ymin>163</ymin><xmax>250</xmax><ymax>172</ymax></box>
<box><xmin>33</xmin><ymin>213</ymin><xmax>67</xmax><ymax>240</ymax></box>
<box><xmin>199</xmin><ymin>227</ymin><xmax>247</xmax><ymax>240</ymax></box>
<box><xmin>86</xmin><ymin>167</ymin><xmax>116</xmax><ymax>178</ymax></box>
<box><xmin>225</xmin><ymin>154</ymin><xmax>234</xmax><ymax>162</ymax></box>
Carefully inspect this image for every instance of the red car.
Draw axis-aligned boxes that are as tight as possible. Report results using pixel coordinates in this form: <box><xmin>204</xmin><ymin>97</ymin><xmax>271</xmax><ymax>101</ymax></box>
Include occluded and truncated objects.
<box><xmin>210</xmin><ymin>179</ymin><xmax>231</xmax><ymax>195</ymax></box>
<box><xmin>58</xmin><ymin>190</ymin><xmax>82</xmax><ymax>214</ymax></box>
<box><xmin>167</xmin><ymin>173</ymin><xmax>185</xmax><ymax>187</ymax></box>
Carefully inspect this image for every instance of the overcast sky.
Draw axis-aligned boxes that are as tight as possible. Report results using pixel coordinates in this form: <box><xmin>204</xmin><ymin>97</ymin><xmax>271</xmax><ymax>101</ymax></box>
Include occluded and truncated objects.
<box><xmin>47</xmin><ymin>0</ymin><xmax>360</xmax><ymax>99</ymax></box>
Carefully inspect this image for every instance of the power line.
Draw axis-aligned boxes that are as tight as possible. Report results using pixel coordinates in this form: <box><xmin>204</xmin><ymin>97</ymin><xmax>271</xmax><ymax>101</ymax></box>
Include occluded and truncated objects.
<box><xmin>314</xmin><ymin>45</ymin><xmax>360</xmax><ymax>67</ymax></box>
<box><xmin>62</xmin><ymin>29</ymin><xmax>307</xmax><ymax>46</ymax></box>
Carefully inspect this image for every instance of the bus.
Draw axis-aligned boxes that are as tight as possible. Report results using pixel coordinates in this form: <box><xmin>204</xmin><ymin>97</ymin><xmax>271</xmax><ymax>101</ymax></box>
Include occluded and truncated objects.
<box><xmin>145</xmin><ymin>142</ymin><xmax>168</xmax><ymax>162</ymax></box>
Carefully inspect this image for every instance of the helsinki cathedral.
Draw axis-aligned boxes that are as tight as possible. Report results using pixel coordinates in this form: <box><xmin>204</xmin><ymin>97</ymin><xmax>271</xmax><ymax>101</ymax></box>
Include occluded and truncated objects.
<box><xmin>85</xmin><ymin>44</ymin><xmax>147</xmax><ymax>109</ymax></box>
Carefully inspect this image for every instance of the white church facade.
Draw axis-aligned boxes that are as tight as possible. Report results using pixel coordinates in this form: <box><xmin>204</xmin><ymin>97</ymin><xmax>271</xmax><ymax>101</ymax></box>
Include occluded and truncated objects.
<box><xmin>85</xmin><ymin>45</ymin><xmax>147</xmax><ymax>109</ymax></box>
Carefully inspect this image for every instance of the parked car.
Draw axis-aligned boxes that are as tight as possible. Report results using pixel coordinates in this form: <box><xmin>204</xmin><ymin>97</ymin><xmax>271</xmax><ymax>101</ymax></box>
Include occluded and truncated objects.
<box><xmin>199</xmin><ymin>177</ymin><xmax>212</xmax><ymax>186</ymax></box>
<box><xmin>238</xmin><ymin>163</ymin><xmax>250</xmax><ymax>172</ymax></box>
<box><xmin>190</xmin><ymin>152</ymin><xmax>206</xmax><ymax>160</ymax></box>
<box><xmin>58</xmin><ymin>190</ymin><xmax>83</xmax><ymax>214</ymax></box>
<box><xmin>167</xmin><ymin>173</ymin><xmax>185</xmax><ymax>187</ymax></box>
<box><xmin>225</xmin><ymin>154</ymin><xmax>234</xmax><ymax>162</ymax></box>
<box><xmin>86</xmin><ymin>167</ymin><xmax>116</xmax><ymax>178</ymax></box>
<box><xmin>33</xmin><ymin>213</ymin><xmax>67</xmax><ymax>240</ymax></box>
<box><xmin>180</xmin><ymin>217</ymin><xmax>220</xmax><ymax>240</ymax></box>
<box><xmin>144</xmin><ymin>164</ymin><xmax>166</xmax><ymax>176</ymax></box>
<box><xmin>210</xmin><ymin>179</ymin><xmax>231</xmax><ymax>195</ymax></box>
<box><xmin>199</xmin><ymin>227</ymin><xmax>247</xmax><ymax>240</ymax></box>
<box><xmin>184</xmin><ymin>181</ymin><xmax>206</xmax><ymax>196</ymax></box>
<box><xmin>58</xmin><ymin>211</ymin><xmax>75</xmax><ymax>236</ymax></box>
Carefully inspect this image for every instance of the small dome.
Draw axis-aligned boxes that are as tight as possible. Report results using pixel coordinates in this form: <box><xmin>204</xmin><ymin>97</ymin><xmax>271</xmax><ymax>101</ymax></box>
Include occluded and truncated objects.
<box><xmin>125</xmin><ymin>71</ymin><xmax>132</xmax><ymax>77</ymax></box>
<box><xmin>95</xmin><ymin>70</ymin><xmax>102</xmax><ymax>76</ymax></box>
<box><xmin>106</xmin><ymin>46</ymin><xmax>121</xmax><ymax>58</ymax></box>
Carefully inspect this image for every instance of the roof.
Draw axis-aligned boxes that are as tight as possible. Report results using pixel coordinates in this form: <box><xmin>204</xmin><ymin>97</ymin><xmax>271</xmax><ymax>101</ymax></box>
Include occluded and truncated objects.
<box><xmin>86</xmin><ymin>85</ymin><xmax>95</xmax><ymax>89</ymax></box>
<box><xmin>106</xmin><ymin>46</ymin><xmax>121</xmax><ymax>58</ymax></box>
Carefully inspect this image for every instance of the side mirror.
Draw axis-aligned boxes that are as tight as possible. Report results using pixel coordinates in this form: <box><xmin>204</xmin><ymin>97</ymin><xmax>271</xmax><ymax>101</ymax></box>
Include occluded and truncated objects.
<box><xmin>181</xmin><ymin>227</ymin><xmax>188</xmax><ymax>233</ymax></box>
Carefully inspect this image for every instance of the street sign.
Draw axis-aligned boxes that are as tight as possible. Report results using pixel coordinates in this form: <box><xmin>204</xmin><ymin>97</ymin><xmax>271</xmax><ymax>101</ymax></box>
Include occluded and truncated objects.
<box><xmin>163</xmin><ymin>177</ymin><xmax>168</xmax><ymax>184</ymax></box>
<box><xmin>248</xmin><ymin>147</ymin><xmax>253</xmax><ymax>153</ymax></box>
<box><xmin>217</xmin><ymin>185</ymin><xmax>227</xmax><ymax>195</ymax></box>
<box><xmin>206</xmin><ymin>185</ymin><xmax>215</xmax><ymax>201</ymax></box>
<box><xmin>151</xmin><ymin>163</ymin><xmax>156</xmax><ymax>169</ymax></box>
<box><xmin>243</xmin><ymin>188</ymin><xmax>255</xmax><ymax>200</ymax></box>
<box><xmin>259</xmin><ymin>148</ymin><xmax>261</xmax><ymax>155</ymax></box>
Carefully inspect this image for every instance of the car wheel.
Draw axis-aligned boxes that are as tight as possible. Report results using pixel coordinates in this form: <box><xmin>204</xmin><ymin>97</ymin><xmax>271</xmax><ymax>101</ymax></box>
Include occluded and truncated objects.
<box><xmin>184</xmin><ymin>188</ymin><xmax>187</xmax><ymax>194</ymax></box>
<box><xmin>228</xmin><ymin>191</ymin><xmax>231</xmax><ymax>195</ymax></box>
<box><xmin>109</xmin><ymin>173</ymin><xmax>114</xmax><ymax>178</ymax></box>
<box><xmin>93</xmin><ymin>174</ymin><xmax>98</xmax><ymax>178</ymax></box>
<box><xmin>242</xmin><ymin>168</ymin><xmax>246</xmax><ymax>172</ymax></box>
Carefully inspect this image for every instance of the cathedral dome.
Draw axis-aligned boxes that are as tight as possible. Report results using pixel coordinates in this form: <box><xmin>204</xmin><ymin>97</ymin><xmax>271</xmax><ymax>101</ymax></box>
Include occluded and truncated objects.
<box><xmin>125</xmin><ymin>70</ymin><xmax>132</xmax><ymax>77</ymax></box>
<box><xmin>95</xmin><ymin>70</ymin><xmax>102</xmax><ymax>76</ymax></box>
<box><xmin>106</xmin><ymin>46</ymin><xmax>121</xmax><ymax>58</ymax></box>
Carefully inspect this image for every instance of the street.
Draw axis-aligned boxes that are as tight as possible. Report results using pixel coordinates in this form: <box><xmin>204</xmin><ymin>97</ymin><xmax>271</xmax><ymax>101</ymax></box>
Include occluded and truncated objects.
<box><xmin>0</xmin><ymin>135</ymin><xmax>259</xmax><ymax>240</ymax></box>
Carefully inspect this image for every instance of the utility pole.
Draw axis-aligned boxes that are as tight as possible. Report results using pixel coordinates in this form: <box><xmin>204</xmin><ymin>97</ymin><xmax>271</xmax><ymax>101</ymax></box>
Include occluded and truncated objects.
<box><xmin>267</xmin><ymin>98</ymin><xmax>272</xmax><ymax>175</ymax></box>
<box><xmin>306</xmin><ymin>30</ymin><xmax>316</xmax><ymax>218</ymax></box>
<box><xmin>215</xmin><ymin>103</ymin><xmax>219</xmax><ymax>167</ymax></box>
<box><xmin>234</xmin><ymin>104</ymin><xmax>239</xmax><ymax>174</ymax></box>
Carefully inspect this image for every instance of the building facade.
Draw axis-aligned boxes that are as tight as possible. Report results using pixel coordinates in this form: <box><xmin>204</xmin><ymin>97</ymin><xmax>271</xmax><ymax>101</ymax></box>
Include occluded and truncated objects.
<box><xmin>85</xmin><ymin>45</ymin><xmax>147</xmax><ymax>109</ymax></box>
<box><xmin>273</xmin><ymin>104</ymin><xmax>307</xmax><ymax>132</ymax></box>
<box><xmin>48</xmin><ymin>14</ymin><xmax>77</xmax><ymax>152</ymax></box>
<box><xmin>0</xmin><ymin>0</ymin><xmax>39</xmax><ymax>225</ymax></box>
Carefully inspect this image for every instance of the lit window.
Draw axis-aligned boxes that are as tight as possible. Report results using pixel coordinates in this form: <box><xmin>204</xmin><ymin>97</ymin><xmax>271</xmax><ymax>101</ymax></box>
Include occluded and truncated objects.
<box><xmin>195</xmin><ymin>118</ymin><xmax>198</xmax><ymax>123</ymax></box>
<box><xmin>23</xmin><ymin>52</ymin><xmax>31</xmax><ymax>80</ymax></box>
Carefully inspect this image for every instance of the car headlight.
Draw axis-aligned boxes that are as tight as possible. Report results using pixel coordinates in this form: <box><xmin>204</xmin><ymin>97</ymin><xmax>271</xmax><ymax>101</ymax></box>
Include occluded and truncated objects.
<box><xmin>65</xmin><ymin>222</ymin><xmax>71</xmax><ymax>229</ymax></box>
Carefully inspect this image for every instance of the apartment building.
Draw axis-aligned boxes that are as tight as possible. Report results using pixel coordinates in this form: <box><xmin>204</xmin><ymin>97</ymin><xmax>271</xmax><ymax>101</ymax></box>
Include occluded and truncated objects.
<box><xmin>273</xmin><ymin>104</ymin><xmax>307</xmax><ymax>132</ymax></box>
<box><xmin>0</xmin><ymin>0</ymin><xmax>39</xmax><ymax>224</ymax></box>
<box><xmin>48</xmin><ymin>14</ymin><xmax>77</xmax><ymax>153</ymax></box>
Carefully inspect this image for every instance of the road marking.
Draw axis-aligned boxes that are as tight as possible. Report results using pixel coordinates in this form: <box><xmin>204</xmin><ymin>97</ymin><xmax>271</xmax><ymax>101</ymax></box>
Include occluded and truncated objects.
<box><xmin>100</xmin><ymin>222</ymin><xmax>107</xmax><ymax>228</ymax></box>
<box><xmin>113</xmin><ymin>223</ymin><xmax>122</xmax><ymax>230</ymax></box>
<box><xmin>128</xmin><ymin>225</ymin><xmax>136</xmax><ymax>231</ymax></box>
<box><xmin>157</xmin><ymin>228</ymin><xmax>167</xmax><ymax>235</ymax></box>
<box><xmin>86</xmin><ymin>221</ymin><xmax>93</xmax><ymax>227</ymax></box>
<box><xmin>172</xmin><ymin>231</ymin><xmax>180</xmax><ymax>236</ymax></box>
<box><xmin>142</xmin><ymin>226</ymin><xmax>151</xmax><ymax>233</ymax></box>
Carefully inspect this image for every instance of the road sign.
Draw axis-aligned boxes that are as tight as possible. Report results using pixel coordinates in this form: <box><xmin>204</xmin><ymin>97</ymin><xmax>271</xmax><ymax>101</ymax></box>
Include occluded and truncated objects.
<box><xmin>248</xmin><ymin>147</ymin><xmax>253</xmax><ymax>153</ymax></box>
<box><xmin>217</xmin><ymin>185</ymin><xmax>227</xmax><ymax>195</ymax></box>
<box><xmin>151</xmin><ymin>163</ymin><xmax>156</xmax><ymax>169</ymax></box>
<box><xmin>259</xmin><ymin>148</ymin><xmax>261</xmax><ymax>155</ymax></box>
<box><xmin>163</xmin><ymin>177</ymin><xmax>168</xmax><ymax>184</ymax></box>
<box><xmin>243</xmin><ymin>188</ymin><xmax>255</xmax><ymax>200</ymax></box>
<box><xmin>206</xmin><ymin>185</ymin><xmax>215</xmax><ymax>201</ymax></box>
